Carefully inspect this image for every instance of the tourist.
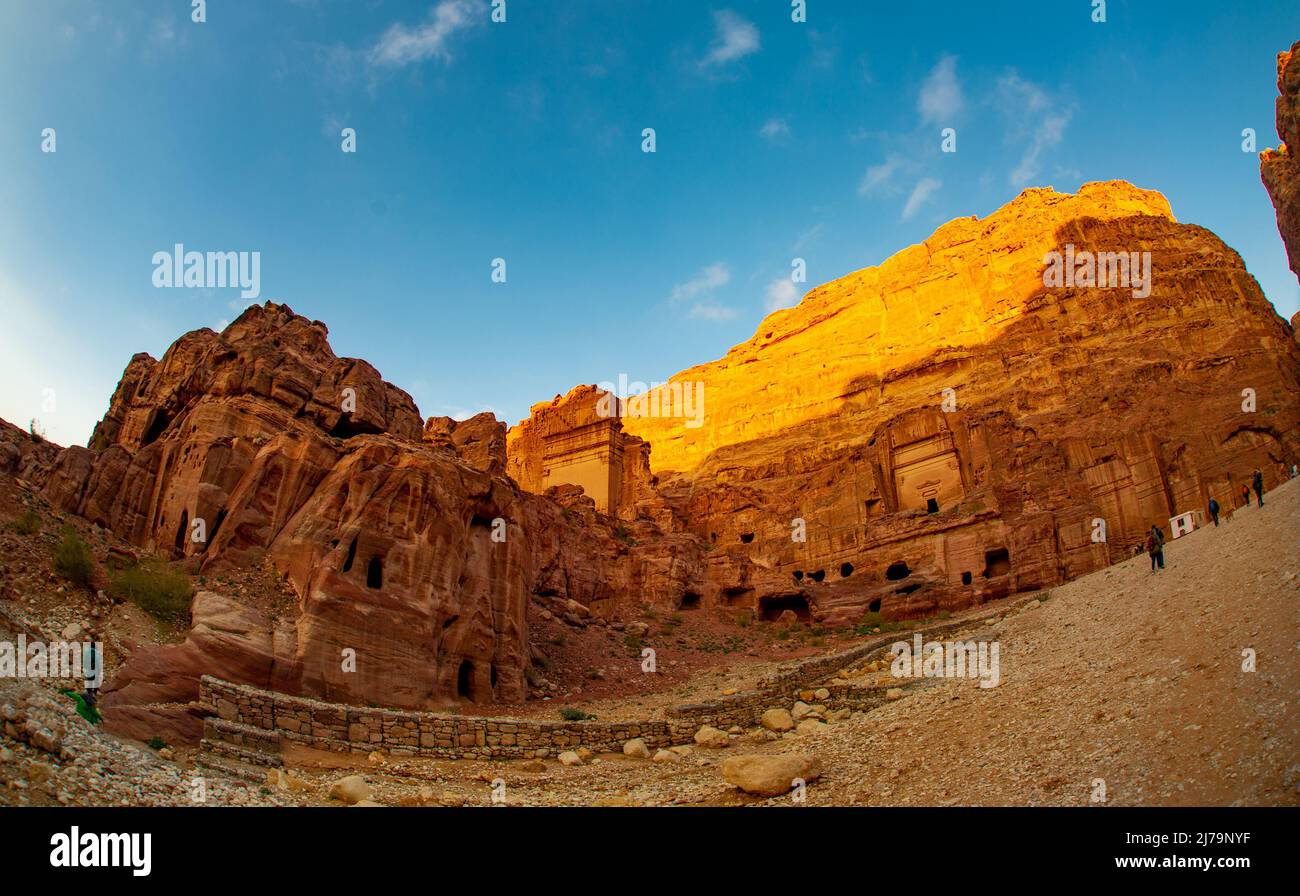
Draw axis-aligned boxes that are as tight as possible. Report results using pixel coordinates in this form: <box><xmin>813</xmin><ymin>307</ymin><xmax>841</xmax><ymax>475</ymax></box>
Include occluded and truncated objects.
<box><xmin>1146</xmin><ymin>525</ymin><xmax>1165</xmax><ymax>573</ymax></box>
<box><xmin>1241</xmin><ymin>483</ymin><xmax>1251</xmax><ymax>509</ymax></box>
<box><xmin>1208</xmin><ymin>497</ymin><xmax>1220</xmax><ymax>527</ymax></box>
<box><xmin>82</xmin><ymin>631</ymin><xmax>101</xmax><ymax>709</ymax></box>
<box><xmin>1252</xmin><ymin>469</ymin><xmax>1265</xmax><ymax>507</ymax></box>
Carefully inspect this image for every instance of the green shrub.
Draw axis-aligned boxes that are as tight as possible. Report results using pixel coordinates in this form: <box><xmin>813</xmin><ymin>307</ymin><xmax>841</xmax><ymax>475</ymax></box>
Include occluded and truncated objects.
<box><xmin>53</xmin><ymin>527</ymin><xmax>93</xmax><ymax>587</ymax></box>
<box><xmin>13</xmin><ymin>510</ymin><xmax>41</xmax><ymax>535</ymax></box>
<box><xmin>110</xmin><ymin>563</ymin><xmax>192</xmax><ymax>622</ymax></box>
<box><xmin>146</xmin><ymin>736</ymin><xmax>167</xmax><ymax>750</ymax></box>
<box><xmin>559</xmin><ymin>707</ymin><xmax>593</xmax><ymax>722</ymax></box>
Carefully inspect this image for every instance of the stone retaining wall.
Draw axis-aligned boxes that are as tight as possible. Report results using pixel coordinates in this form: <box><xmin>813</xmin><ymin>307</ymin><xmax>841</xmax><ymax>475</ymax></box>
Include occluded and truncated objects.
<box><xmin>199</xmin><ymin>594</ymin><xmax>1028</xmax><ymax>760</ymax></box>
<box><xmin>200</xmin><ymin>675</ymin><xmax>901</xmax><ymax>760</ymax></box>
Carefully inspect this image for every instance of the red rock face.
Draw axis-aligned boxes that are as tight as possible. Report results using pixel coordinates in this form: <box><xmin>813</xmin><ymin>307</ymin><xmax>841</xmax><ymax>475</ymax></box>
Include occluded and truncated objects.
<box><xmin>1263</xmin><ymin>41</ymin><xmax>1300</xmax><ymax>285</ymax></box>
<box><xmin>40</xmin><ymin>303</ymin><xmax>538</xmax><ymax>711</ymax></box>
<box><xmin>519</xmin><ymin>183</ymin><xmax>1300</xmax><ymax>624</ymax></box>
<box><xmin>33</xmin><ymin>303</ymin><xmax>782</xmax><ymax>717</ymax></box>
<box><xmin>22</xmin><ymin>174</ymin><xmax>1300</xmax><ymax>721</ymax></box>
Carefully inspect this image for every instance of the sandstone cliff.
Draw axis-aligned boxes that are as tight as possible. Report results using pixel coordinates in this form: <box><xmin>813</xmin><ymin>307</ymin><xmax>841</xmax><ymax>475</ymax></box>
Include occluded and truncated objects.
<box><xmin>24</xmin><ymin>304</ymin><xmax>785</xmax><ymax>720</ymax></box>
<box><xmin>1262</xmin><ymin>41</ymin><xmax>1300</xmax><ymax>285</ymax></box>
<box><xmin>516</xmin><ymin>181</ymin><xmax>1300</xmax><ymax>625</ymax></box>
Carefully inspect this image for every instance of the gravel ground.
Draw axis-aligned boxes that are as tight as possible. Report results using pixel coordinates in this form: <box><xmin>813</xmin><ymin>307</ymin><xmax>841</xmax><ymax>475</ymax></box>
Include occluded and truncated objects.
<box><xmin>4</xmin><ymin>478</ymin><xmax>1295</xmax><ymax>808</ymax></box>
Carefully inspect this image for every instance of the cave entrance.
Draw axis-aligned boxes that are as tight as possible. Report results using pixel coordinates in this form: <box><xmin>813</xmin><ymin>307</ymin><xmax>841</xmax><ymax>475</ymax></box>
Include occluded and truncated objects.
<box><xmin>759</xmin><ymin>595</ymin><xmax>811</xmax><ymax>622</ymax></box>
<box><xmin>868</xmin><ymin>598</ymin><xmax>882</xmax><ymax>613</ymax></box>
<box><xmin>457</xmin><ymin>660</ymin><xmax>475</xmax><ymax>700</ymax></box>
<box><xmin>174</xmin><ymin>509</ymin><xmax>189</xmax><ymax>555</ymax></box>
<box><xmin>141</xmin><ymin>409</ymin><xmax>171</xmax><ymax>447</ymax></box>
<box><xmin>961</xmin><ymin>571</ymin><xmax>972</xmax><ymax>586</ymax></box>
<box><xmin>926</xmin><ymin>498</ymin><xmax>939</xmax><ymax>514</ymax></box>
<box><xmin>840</xmin><ymin>562</ymin><xmax>854</xmax><ymax>578</ymax></box>
<box><xmin>808</xmin><ymin>569</ymin><xmax>825</xmax><ymax>583</ymax></box>
<box><xmin>983</xmin><ymin>548</ymin><xmax>1011</xmax><ymax>578</ymax></box>
<box><xmin>206</xmin><ymin>508</ymin><xmax>227</xmax><ymax>550</ymax></box>
<box><xmin>329</xmin><ymin>415</ymin><xmax>383</xmax><ymax>440</ymax></box>
<box><xmin>679</xmin><ymin>591</ymin><xmax>701</xmax><ymax>610</ymax></box>
<box><xmin>366</xmin><ymin>556</ymin><xmax>384</xmax><ymax>589</ymax></box>
<box><xmin>885</xmin><ymin>561</ymin><xmax>911</xmax><ymax>581</ymax></box>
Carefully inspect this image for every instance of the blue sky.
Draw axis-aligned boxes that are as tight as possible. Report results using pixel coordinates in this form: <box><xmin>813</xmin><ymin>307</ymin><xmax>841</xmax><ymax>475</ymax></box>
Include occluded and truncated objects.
<box><xmin>1</xmin><ymin>0</ymin><xmax>1297</xmax><ymax>446</ymax></box>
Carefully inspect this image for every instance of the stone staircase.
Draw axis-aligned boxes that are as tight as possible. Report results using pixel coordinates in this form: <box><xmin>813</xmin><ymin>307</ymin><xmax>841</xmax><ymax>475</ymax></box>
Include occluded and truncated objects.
<box><xmin>195</xmin><ymin>717</ymin><xmax>284</xmax><ymax>784</ymax></box>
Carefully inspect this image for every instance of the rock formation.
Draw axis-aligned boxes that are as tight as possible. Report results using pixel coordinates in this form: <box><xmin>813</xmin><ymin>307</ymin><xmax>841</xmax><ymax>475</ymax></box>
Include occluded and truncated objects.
<box><xmin>13</xmin><ymin>178</ymin><xmax>1299</xmax><ymax>729</ymax></box>
<box><xmin>1262</xmin><ymin>41</ymin><xmax>1300</xmax><ymax>286</ymax></box>
<box><xmin>512</xmin><ymin>181</ymin><xmax>1300</xmax><ymax>624</ymax></box>
<box><xmin>506</xmin><ymin>385</ymin><xmax>653</xmax><ymax>518</ymax></box>
<box><xmin>25</xmin><ymin>304</ymin><xmax>788</xmax><ymax>722</ymax></box>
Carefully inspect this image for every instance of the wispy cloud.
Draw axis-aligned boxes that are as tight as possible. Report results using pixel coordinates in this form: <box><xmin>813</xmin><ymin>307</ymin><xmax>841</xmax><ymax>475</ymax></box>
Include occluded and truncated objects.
<box><xmin>764</xmin><ymin>277</ymin><xmax>799</xmax><ymax>313</ymax></box>
<box><xmin>670</xmin><ymin>263</ymin><xmax>735</xmax><ymax>320</ymax></box>
<box><xmin>902</xmin><ymin>178</ymin><xmax>942</xmax><ymax>220</ymax></box>
<box><xmin>996</xmin><ymin>73</ymin><xmax>1072</xmax><ymax>187</ymax></box>
<box><xmin>701</xmin><ymin>10</ymin><xmax>759</xmax><ymax>67</ymax></box>
<box><xmin>859</xmin><ymin>154</ymin><xmax>907</xmax><ymax>197</ymax></box>
<box><xmin>918</xmin><ymin>54</ymin><xmax>963</xmax><ymax>125</ymax></box>
<box><xmin>688</xmin><ymin>301</ymin><xmax>738</xmax><ymax>321</ymax></box>
<box><xmin>791</xmin><ymin>222</ymin><xmax>825</xmax><ymax>254</ymax></box>
<box><xmin>760</xmin><ymin>118</ymin><xmax>790</xmax><ymax>140</ymax></box>
<box><xmin>670</xmin><ymin>262</ymin><xmax>730</xmax><ymax>303</ymax></box>
<box><xmin>369</xmin><ymin>0</ymin><xmax>480</xmax><ymax>69</ymax></box>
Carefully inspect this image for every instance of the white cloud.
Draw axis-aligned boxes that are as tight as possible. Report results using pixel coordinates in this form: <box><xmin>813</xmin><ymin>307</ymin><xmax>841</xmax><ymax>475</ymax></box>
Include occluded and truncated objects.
<box><xmin>670</xmin><ymin>262</ymin><xmax>730</xmax><ymax>304</ymax></box>
<box><xmin>688</xmin><ymin>301</ymin><xmax>738</xmax><ymax>321</ymax></box>
<box><xmin>919</xmin><ymin>55</ymin><xmax>963</xmax><ymax>125</ymax></box>
<box><xmin>701</xmin><ymin>10</ymin><xmax>759</xmax><ymax>67</ymax></box>
<box><xmin>996</xmin><ymin>73</ymin><xmax>1072</xmax><ymax>187</ymax></box>
<box><xmin>764</xmin><ymin>278</ymin><xmax>799</xmax><ymax>313</ymax></box>
<box><xmin>859</xmin><ymin>154</ymin><xmax>906</xmax><ymax>196</ymax></box>
<box><xmin>791</xmin><ymin>222</ymin><xmax>825</xmax><ymax>253</ymax></box>
<box><xmin>369</xmin><ymin>0</ymin><xmax>479</xmax><ymax>68</ymax></box>
<box><xmin>760</xmin><ymin>118</ymin><xmax>790</xmax><ymax>140</ymax></box>
<box><xmin>670</xmin><ymin>263</ymin><xmax>735</xmax><ymax>321</ymax></box>
<box><xmin>151</xmin><ymin>19</ymin><xmax>175</xmax><ymax>45</ymax></box>
<box><xmin>902</xmin><ymin>178</ymin><xmax>942</xmax><ymax>220</ymax></box>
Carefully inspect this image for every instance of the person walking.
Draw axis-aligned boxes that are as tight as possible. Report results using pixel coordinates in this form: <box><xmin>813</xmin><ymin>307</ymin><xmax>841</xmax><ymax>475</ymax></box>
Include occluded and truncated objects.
<box><xmin>1241</xmin><ymin>483</ymin><xmax>1251</xmax><ymax>509</ymax></box>
<box><xmin>1252</xmin><ymin>469</ymin><xmax>1264</xmax><ymax>507</ymax></box>
<box><xmin>1145</xmin><ymin>525</ymin><xmax>1165</xmax><ymax>573</ymax></box>
<box><xmin>81</xmin><ymin>632</ymin><xmax>102</xmax><ymax>709</ymax></box>
<box><xmin>1208</xmin><ymin>497</ymin><xmax>1220</xmax><ymax>527</ymax></box>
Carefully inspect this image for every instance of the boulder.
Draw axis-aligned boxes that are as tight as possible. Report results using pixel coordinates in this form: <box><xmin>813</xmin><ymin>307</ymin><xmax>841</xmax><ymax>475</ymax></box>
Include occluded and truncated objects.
<box><xmin>760</xmin><ymin>708</ymin><xmax>795</xmax><ymax>732</ymax></box>
<box><xmin>693</xmin><ymin>725</ymin><xmax>730</xmax><ymax>749</ymax></box>
<box><xmin>721</xmin><ymin>753</ymin><xmax>822</xmax><ymax>797</ymax></box>
<box><xmin>328</xmin><ymin>775</ymin><xmax>371</xmax><ymax>805</ymax></box>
